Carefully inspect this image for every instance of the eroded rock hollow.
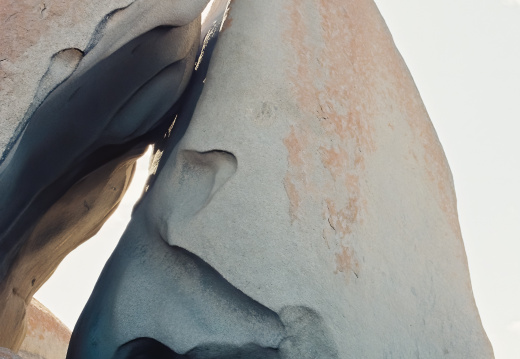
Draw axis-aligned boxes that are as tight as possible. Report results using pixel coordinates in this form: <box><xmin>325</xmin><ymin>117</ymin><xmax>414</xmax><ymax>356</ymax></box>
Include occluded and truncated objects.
<box><xmin>0</xmin><ymin>0</ymin><xmax>493</xmax><ymax>358</ymax></box>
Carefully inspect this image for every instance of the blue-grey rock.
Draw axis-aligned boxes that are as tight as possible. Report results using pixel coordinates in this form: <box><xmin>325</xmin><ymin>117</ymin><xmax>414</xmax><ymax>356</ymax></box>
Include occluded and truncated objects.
<box><xmin>0</xmin><ymin>0</ymin><xmax>210</xmax><ymax>350</ymax></box>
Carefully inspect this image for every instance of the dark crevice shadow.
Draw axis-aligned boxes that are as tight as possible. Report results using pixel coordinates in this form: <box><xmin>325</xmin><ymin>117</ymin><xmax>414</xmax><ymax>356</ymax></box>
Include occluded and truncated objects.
<box><xmin>114</xmin><ymin>338</ymin><xmax>280</xmax><ymax>359</ymax></box>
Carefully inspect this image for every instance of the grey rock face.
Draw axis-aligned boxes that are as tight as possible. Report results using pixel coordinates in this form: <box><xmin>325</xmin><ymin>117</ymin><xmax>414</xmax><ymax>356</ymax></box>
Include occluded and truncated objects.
<box><xmin>68</xmin><ymin>1</ymin><xmax>493</xmax><ymax>359</ymax></box>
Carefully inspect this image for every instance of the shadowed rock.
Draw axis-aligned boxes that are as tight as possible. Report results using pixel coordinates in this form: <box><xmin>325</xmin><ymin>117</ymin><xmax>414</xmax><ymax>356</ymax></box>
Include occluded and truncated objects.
<box><xmin>0</xmin><ymin>0</ymin><xmax>210</xmax><ymax>350</ymax></box>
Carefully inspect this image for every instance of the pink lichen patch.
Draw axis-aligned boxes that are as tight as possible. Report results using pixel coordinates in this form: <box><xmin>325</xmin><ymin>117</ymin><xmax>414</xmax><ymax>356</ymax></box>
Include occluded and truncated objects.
<box><xmin>282</xmin><ymin>0</ymin><xmax>464</xmax><ymax>280</ymax></box>
<box><xmin>284</xmin><ymin>0</ymin><xmax>393</xmax><ymax>278</ymax></box>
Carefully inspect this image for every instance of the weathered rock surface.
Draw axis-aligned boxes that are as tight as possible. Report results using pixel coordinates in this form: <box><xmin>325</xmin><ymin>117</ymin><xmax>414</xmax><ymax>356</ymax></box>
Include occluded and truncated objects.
<box><xmin>18</xmin><ymin>299</ymin><xmax>71</xmax><ymax>359</ymax></box>
<box><xmin>69</xmin><ymin>0</ymin><xmax>493</xmax><ymax>358</ymax></box>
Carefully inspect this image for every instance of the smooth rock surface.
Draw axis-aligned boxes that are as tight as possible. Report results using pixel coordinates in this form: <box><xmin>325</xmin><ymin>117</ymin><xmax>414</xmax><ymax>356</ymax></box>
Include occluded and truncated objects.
<box><xmin>70</xmin><ymin>0</ymin><xmax>493</xmax><ymax>358</ymax></box>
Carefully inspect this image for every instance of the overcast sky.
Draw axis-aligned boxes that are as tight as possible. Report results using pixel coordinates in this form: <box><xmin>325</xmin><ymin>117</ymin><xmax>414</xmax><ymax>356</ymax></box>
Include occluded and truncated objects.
<box><xmin>35</xmin><ymin>1</ymin><xmax>520</xmax><ymax>358</ymax></box>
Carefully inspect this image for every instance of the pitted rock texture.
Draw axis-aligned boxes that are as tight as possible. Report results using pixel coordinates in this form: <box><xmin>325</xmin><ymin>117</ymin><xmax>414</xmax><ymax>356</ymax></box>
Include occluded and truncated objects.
<box><xmin>70</xmin><ymin>0</ymin><xmax>493</xmax><ymax>358</ymax></box>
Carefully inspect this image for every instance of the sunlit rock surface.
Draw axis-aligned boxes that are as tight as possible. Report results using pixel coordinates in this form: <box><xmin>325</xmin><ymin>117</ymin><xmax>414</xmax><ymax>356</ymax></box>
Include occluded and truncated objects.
<box><xmin>0</xmin><ymin>299</ymin><xmax>68</xmax><ymax>359</ymax></box>
<box><xmin>18</xmin><ymin>299</ymin><xmax>71</xmax><ymax>359</ymax></box>
<box><xmin>69</xmin><ymin>0</ymin><xmax>493</xmax><ymax>358</ymax></box>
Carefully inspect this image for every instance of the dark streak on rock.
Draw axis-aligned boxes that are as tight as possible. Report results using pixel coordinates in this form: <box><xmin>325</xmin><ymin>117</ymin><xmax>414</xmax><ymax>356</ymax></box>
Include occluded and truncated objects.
<box><xmin>68</xmin><ymin>87</ymin><xmax>81</xmax><ymax>102</ymax></box>
<box><xmin>4</xmin><ymin>13</ymin><xmax>20</xmax><ymax>23</ymax></box>
<box><xmin>84</xmin><ymin>5</ymin><xmax>133</xmax><ymax>55</ymax></box>
<box><xmin>39</xmin><ymin>3</ymin><xmax>47</xmax><ymax>16</ymax></box>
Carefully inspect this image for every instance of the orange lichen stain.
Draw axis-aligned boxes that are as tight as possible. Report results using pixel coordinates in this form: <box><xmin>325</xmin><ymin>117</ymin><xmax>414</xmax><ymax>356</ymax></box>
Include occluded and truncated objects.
<box><xmin>220</xmin><ymin>16</ymin><xmax>232</xmax><ymax>32</ymax></box>
<box><xmin>283</xmin><ymin>0</ymin><xmax>463</xmax><ymax>268</ymax></box>
<box><xmin>284</xmin><ymin>125</ymin><xmax>307</xmax><ymax>169</ymax></box>
<box><xmin>283</xmin><ymin>0</ymin><xmax>392</xmax><ymax>279</ymax></box>
<box><xmin>25</xmin><ymin>299</ymin><xmax>71</xmax><ymax>344</ymax></box>
<box><xmin>283</xmin><ymin>177</ymin><xmax>301</xmax><ymax>223</ymax></box>
<box><xmin>283</xmin><ymin>124</ymin><xmax>316</xmax><ymax>222</ymax></box>
<box><xmin>325</xmin><ymin>197</ymin><xmax>359</xmax><ymax>236</ymax></box>
<box><xmin>19</xmin><ymin>299</ymin><xmax>71</xmax><ymax>359</ymax></box>
<box><xmin>319</xmin><ymin>146</ymin><xmax>350</xmax><ymax>181</ymax></box>
<box><xmin>335</xmin><ymin>246</ymin><xmax>360</xmax><ymax>280</ymax></box>
<box><xmin>410</xmin><ymin>119</ymin><xmax>461</xmax><ymax>237</ymax></box>
<box><xmin>399</xmin><ymin>92</ymin><xmax>461</xmax><ymax>237</ymax></box>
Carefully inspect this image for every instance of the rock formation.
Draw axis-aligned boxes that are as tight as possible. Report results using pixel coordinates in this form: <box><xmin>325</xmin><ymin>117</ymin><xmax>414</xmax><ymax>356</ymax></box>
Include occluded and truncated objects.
<box><xmin>0</xmin><ymin>0</ymin><xmax>211</xmax><ymax>350</ymax></box>
<box><xmin>18</xmin><ymin>298</ymin><xmax>71</xmax><ymax>359</ymax></box>
<box><xmin>0</xmin><ymin>0</ymin><xmax>494</xmax><ymax>358</ymax></box>
<box><xmin>0</xmin><ymin>299</ymin><xmax>70</xmax><ymax>359</ymax></box>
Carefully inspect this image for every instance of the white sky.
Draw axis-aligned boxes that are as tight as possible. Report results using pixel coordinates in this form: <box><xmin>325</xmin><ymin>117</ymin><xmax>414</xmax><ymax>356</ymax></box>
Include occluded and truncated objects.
<box><xmin>35</xmin><ymin>1</ymin><xmax>520</xmax><ymax>358</ymax></box>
